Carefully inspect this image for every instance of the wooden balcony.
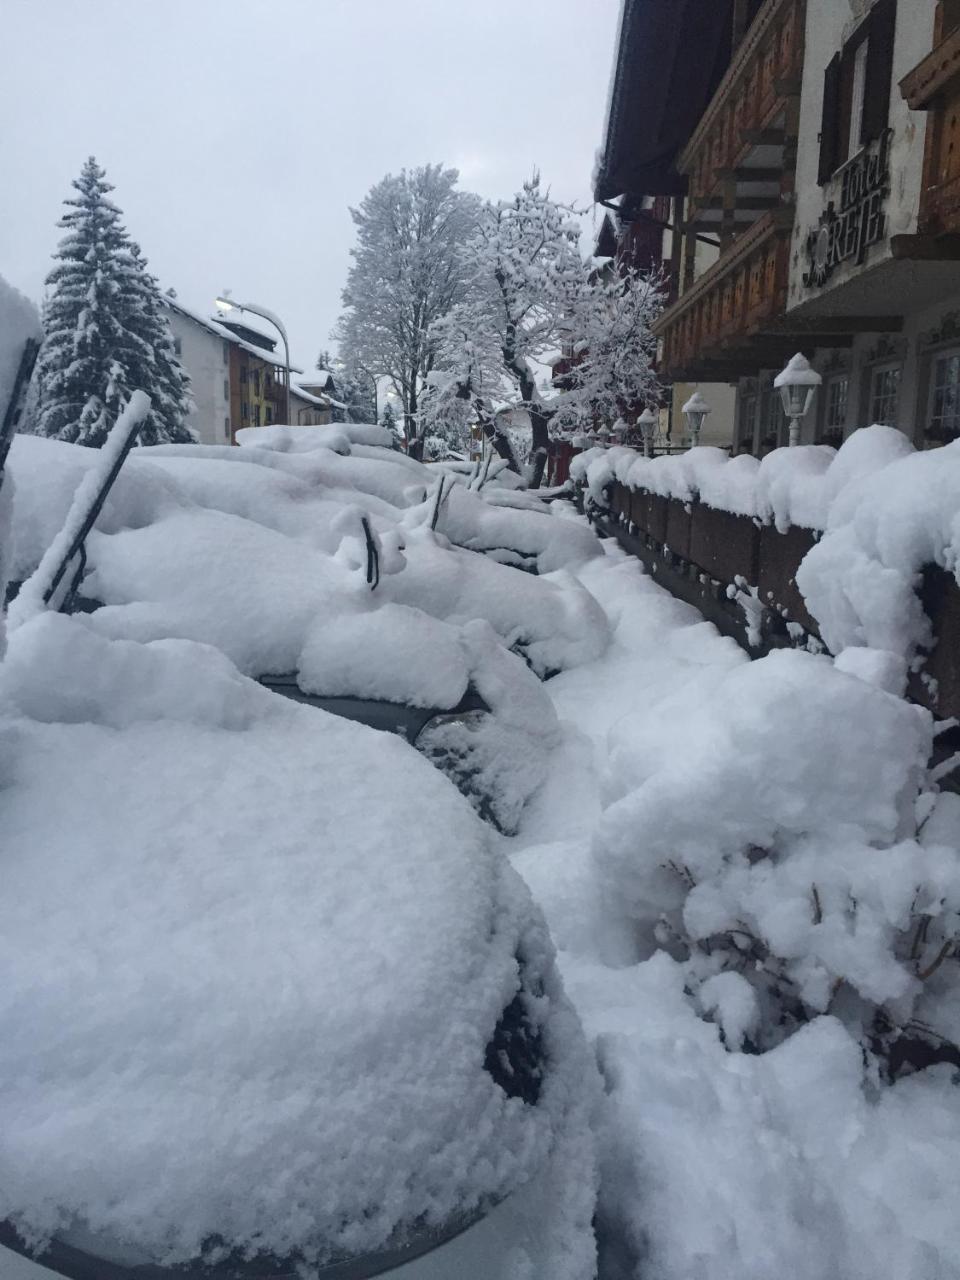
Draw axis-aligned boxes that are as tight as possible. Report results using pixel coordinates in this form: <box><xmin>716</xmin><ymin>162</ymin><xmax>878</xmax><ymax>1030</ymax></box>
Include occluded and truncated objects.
<box><xmin>679</xmin><ymin>0</ymin><xmax>806</xmax><ymax>240</ymax></box>
<box><xmin>653</xmin><ymin>208</ymin><xmax>795</xmax><ymax>380</ymax></box>
<box><xmin>901</xmin><ymin>24</ymin><xmax>960</xmax><ymax>240</ymax></box>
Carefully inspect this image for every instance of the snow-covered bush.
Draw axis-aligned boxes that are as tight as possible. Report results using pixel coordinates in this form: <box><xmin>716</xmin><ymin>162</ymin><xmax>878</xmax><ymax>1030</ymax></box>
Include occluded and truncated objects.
<box><xmin>593</xmin><ymin>647</ymin><xmax>960</xmax><ymax>1071</ymax></box>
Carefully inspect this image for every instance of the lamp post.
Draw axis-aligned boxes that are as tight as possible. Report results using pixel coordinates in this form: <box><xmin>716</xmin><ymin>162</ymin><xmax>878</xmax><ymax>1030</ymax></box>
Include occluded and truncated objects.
<box><xmin>215</xmin><ymin>295</ymin><xmax>291</xmax><ymax>427</ymax></box>
<box><xmin>636</xmin><ymin>407</ymin><xmax>658</xmax><ymax>458</ymax></box>
<box><xmin>774</xmin><ymin>352</ymin><xmax>822</xmax><ymax>447</ymax></box>
<box><xmin>682</xmin><ymin>391</ymin><xmax>711</xmax><ymax>448</ymax></box>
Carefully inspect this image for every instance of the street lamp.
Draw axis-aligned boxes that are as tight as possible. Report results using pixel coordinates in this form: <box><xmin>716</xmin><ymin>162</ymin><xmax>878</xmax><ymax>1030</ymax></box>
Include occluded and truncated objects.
<box><xmin>636</xmin><ymin>407</ymin><xmax>658</xmax><ymax>458</ymax></box>
<box><xmin>682</xmin><ymin>391</ymin><xmax>711</xmax><ymax>448</ymax></box>
<box><xmin>774</xmin><ymin>352</ymin><xmax>822</xmax><ymax>447</ymax></box>
<box><xmin>215</xmin><ymin>295</ymin><xmax>291</xmax><ymax>427</ymax></box>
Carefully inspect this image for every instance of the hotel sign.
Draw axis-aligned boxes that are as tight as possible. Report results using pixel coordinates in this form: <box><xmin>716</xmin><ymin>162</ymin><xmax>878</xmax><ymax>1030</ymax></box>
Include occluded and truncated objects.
<box><xmin>803</xmin><ymin>130</ymin><xmax>891</xmax><ymax>289</ymax></box>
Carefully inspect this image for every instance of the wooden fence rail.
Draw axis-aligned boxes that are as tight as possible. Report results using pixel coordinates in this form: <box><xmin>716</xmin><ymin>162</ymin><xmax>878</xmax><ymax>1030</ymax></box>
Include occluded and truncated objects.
<box><xmin>585</xmin><ymin>478</ymin><xmax>960</xmax><ymax>727</ymax></box>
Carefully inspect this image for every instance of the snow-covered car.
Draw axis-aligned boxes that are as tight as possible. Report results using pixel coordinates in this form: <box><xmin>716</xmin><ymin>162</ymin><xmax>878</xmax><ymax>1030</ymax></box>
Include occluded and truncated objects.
<box><xmin>0</xmin><ymin>609</ymin><xmax>598</xmax><ymax>1279</ymax></box>
<box><xmin>5</xmin><ymin>430</ymin><xmax>608</xmax><ymax>832</ymax></box>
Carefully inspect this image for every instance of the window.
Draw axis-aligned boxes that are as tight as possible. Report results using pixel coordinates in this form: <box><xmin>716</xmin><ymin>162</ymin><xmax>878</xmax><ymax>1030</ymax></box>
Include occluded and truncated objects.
<box><xmin>847</xmin><ymin>41</ymin><xmax>869</xmax><ymax>161</ymax></box>
<box><xmin>738</xmin><ymin>393</ymin><xmax>758</xmax><ymax>450</ymax></box>
<box><xmin>223</xmin><ymin>342</ymin><xmax>230</xmax><ymax>365</ymax></box>
<box><xmin>223</xmin><ymin>379</ymin><xmax>229</xmax><ymax>401</ymax></box>
<box><xmin>239</xmin><ymin>366</ymin><xmax>248</xmax><ymax>385</ymax></box>
<box><xmin>818</xmin><ymin>0</ymin><xmax>897</xmax><ymax>184</ymax></box>
<box><xmin>265</xmin><ymin>405</ymin><xmax>274</xmax><ymax>425</ymax></box>
<box><xmin>927</xmin><ymin>348</ymin><xmax>960</xmax><ymax>441</ymax></box>
<box><xmin>869</xmin><ymin>363</ymin><xmax>901</xmax><ymax>425</ymax></box>
<box><xmin>252</xmin><ymin>405</ymin><xmax>261</xmax><ymax>427</ymax></box>
<box><xmin>173</xmin><ymin>336</ymin><xmax>182</xmax><ymax>356</ymax></box>
<box><xmin>241</xmin><ymin>400</ymin><xmax>249</xmax><ymax>421</ymax></box>
<box><xmin>252</xmin><ymin>369</ymin><xmax>261</xmax><ymax>395</ymax></box>
<box><xmin>224</xmin><ymin>416</ymin><xmax>231</xmax><ymax>437</ymax></box>
<box><xmin>825</xmin><ymin>375</ymin><xmax>849</xmax><ymax>430</ymax></box>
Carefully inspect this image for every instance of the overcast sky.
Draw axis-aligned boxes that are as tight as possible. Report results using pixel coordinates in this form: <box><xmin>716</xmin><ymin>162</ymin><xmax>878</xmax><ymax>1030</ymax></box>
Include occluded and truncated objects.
<box><xmin>1</xmin><ymin>0</ymin><xmax>621</xmax><ymax>372</ymax></box>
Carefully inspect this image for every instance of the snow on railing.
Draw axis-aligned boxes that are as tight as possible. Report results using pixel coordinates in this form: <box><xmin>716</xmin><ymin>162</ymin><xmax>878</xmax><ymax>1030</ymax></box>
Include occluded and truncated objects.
<box><xmin>573</xmin><ymin>427</ymin><xmax>960</xmax><ymax>670</ymax></box>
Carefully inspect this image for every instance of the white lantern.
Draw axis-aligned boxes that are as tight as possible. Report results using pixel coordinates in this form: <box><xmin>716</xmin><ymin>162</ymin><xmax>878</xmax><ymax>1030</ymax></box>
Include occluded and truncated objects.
<box><xmin>774</xmin><ymin>352</ymin><xmax>822</xmax><ymax>446</ymax></box>
<box><xmin>681</xmin><ymin>391</ymin><xmax>711</xmax><ymax>448</ymax></box>
<box><xmin>636</xmin><ymin>407</ymin><xmax>658</xmax><ymax>457</ymax></box>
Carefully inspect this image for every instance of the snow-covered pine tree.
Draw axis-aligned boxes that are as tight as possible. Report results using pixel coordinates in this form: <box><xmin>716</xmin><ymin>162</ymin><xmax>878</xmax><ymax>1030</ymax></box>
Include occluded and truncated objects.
<box><xmin>129</xmin><ymin>244</ymin><xmax>195</xmax><ymax>445</ymax></box>
<box><xmin>36</xmin><ymin>157</ymin><xmax>194</xmax><ymax>447</ymax></box>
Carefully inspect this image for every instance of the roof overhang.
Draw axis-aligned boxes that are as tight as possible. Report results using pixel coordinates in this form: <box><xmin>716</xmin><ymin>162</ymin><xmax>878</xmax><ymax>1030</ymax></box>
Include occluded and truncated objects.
<box><xmin>594</xmin><ymin>0</ymin><xmax>734</xmax><ymax>203</ymax></box>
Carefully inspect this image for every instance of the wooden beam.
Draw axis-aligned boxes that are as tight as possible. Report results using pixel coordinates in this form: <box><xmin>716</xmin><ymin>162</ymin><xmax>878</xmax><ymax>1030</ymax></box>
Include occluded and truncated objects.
<box><xmin>766</xmin><ymin>315</ymin><xmax>904</xmax><ymax>335</ymax></box>
<box><xmin>891</xmin><ymin>232</ymin><xmax>960</xmax><ymax>260</ymax></box>
<box><xmin>692</xmin><ymin>195</ymin><xmax>783</xmax><ymax>212</ymax></box>
<box><xmin>715</xmin><ymin>166</ymin><xmax>784</xmax><ymax>183</ymax></box>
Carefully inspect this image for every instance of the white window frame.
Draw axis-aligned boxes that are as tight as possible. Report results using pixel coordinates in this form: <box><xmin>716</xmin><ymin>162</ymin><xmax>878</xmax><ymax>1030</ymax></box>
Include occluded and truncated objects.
<box><xmin>824</xmin><ymin>374</ymin><xmax>849</xmax><ymax>434</ymax></box>
<box><xmin>869</xmin><ymin>361</ymin><xmax>902</xmax><ymax>426</ymax></box>
<box><xmin>925</xmin><ymin>345</ymin><xmax>960</xmax><ymax>443</ymax></box>
<box><xmin>848</xmin><ymin>39</ymin><xmax>869</xmax><ymax>161</ymax></box>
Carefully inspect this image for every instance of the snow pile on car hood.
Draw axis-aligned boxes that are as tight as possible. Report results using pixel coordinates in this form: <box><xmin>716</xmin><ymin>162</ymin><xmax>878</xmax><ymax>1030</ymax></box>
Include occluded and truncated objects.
<box><xmin>6</xmin><ymin>436</ymin><xmax>610</xmax><ymax>687</ymax></box>
<box><xmin>0</xmin><ymin>612</ymin><xmax>589</xmax><ymax>1269</ymax></box>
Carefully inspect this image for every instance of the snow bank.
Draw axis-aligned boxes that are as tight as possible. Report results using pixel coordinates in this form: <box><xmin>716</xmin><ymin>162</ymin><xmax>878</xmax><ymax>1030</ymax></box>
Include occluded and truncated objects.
<box><xmin>583</xmin><ymin>955</ymin><xmax>960</xmax><ymax>1280</ymax></box>
<box><xmin>595</xmin><ymin>647</ymin><xmax>934</xmax><ymax>1025</ymax></box>
<box><xmin>512</xmin><ymin>542</ymin><xmax>960</xmax><ymax>1280</ymax></box>
<box><xmin>0</xmin><ymin>612</ymin><xmax>594</xmax><ymax>1271</ymax></box>
<box><xmin>798</xmin><ymin>440</ymin><xmax>960</xmax><ymax>658</ymax></box>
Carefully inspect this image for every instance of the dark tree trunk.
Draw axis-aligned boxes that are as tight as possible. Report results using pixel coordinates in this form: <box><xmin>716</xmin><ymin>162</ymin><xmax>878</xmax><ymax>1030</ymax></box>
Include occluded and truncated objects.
<box><xmin>405</xmin><ymin>382</ymin><xmax>422</xmax><ymax>458</ymax></box>
<box><xmin>476</xmin><ymin>403</ymin><xmax>520</xmax><ymax>473</ymax></box>
<box><xmin>528</xmin><ymin>405</ymin><xmax>552</xmax><ymax>489</ymax></box>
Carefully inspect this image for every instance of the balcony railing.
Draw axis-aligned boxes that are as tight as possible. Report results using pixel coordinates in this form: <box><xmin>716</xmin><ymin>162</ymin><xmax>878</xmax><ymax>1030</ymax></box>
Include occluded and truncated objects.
<box><xmin>680</xmin><ymin>0</ymin><xmax>806</xmax><ymax>215</ymax></box>
<box><xmin>653</xmin><ymin>208</ymin><xmax>794</xmax><ymax>379</ymax></box>
<box><xmin>901</xmin><ymin>25</ymin><xmax>960</xmax><ymax>238</ymax></box>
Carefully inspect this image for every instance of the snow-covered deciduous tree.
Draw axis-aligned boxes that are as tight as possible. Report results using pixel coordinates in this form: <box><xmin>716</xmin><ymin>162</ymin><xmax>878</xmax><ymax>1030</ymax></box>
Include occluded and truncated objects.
<box><xmin>335</xmin><ymin>165</ymin><xmax>481</xmax><ymax>455</ymax></box>
<box><xmin>36</xmin><ymin>157</ymin><xmax>195</xmax><ymax>448</ymax></box>
<box><xmin>554</xmin><ymin>267</ymin><xmax>663</xmax><ymax>438</ymax></box>
<box><xmin>428</xmin><ymin>176</ymin><xmax>662</xmax><ymax>487</ymax></box>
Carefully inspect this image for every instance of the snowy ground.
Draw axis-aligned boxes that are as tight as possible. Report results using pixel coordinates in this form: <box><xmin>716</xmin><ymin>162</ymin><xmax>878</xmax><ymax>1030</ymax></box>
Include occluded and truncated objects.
<box><xmin>511</xmin><ymin>533</ymin><xmax>960</xmax><ymax>1280</ymax></box>
<box><xmin>5</xmin><ymin>482</ymin><xmax>960</xmax><ymax>1279</ymax></box>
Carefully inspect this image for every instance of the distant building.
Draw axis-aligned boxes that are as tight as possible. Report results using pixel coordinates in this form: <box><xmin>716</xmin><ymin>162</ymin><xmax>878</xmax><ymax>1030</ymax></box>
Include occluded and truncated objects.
<box><xmin>163</xmin><ymin>298</ymin><xmax>336</xmax><ymax>442</ymax></box>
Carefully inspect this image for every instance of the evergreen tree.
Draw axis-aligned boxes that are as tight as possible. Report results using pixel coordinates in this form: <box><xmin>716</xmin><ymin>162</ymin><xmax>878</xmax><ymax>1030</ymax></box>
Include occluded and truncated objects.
<box><xmin>380</xmin><ymin>402</ymin><xmax>402</xmax><ymax>447</ymax></box>
<box><xmin>36</xmin><ymin>157</ymin><xmax>195</xmax><ymax>447</ymax></box>
<box><xmin>129</xmin><ymin>244</ymin><xmax>194</xmax><ymax>445</ymax></box>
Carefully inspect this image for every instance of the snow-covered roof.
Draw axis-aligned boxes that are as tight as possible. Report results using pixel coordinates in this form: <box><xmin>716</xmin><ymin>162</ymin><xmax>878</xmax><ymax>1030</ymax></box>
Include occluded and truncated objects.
<box><xmin>290</xmin><ymin>384</ymin><xmax>331</xmax><ymax>408</ymax></box>
<box><xmin>162</xmin><ymin>296</ymin><xmax>304</xmax><ymax>374</ymax></box>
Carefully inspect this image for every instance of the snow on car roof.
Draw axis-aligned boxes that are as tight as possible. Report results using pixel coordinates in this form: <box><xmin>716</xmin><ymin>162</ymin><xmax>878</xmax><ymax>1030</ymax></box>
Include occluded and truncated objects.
<box><xmin>0</xmin><ymin>611</ymin><xmax>572</xmax><ymax>1268</ymax></box>
<box><xmin>6</xmin><ymin>433</ymin><xmax>610</xmax><ymax>691</ymax></box>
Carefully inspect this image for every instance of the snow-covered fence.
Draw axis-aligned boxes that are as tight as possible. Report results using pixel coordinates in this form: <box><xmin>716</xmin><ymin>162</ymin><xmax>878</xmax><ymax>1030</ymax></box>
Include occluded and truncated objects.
<box><xmin>572</xmin><ymin>429</ymin><xmax>960</xmax><ymax>724</ymax></box>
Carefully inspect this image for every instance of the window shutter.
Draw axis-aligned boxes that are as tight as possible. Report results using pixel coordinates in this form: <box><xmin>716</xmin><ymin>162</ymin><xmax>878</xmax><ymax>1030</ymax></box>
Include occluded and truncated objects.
<box><xmin>818</xmin><ymin>54</ymin><xmax>842</xmax><ymax>185</ymax></box>
<box><xmin>861</xmin><ymin>0</ymin><xmax>897</xmax><ymax>144</ymax></box>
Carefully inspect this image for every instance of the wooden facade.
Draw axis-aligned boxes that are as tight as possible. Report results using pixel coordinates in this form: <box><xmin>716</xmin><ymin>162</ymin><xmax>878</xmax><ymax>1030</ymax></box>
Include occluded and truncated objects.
<box><xmin>902</xmin><ymin>3</ymin><xmax>960</xmax><ymax>240</ymax></box>
<box><xmin>654</xmin><ymin>0</ymin><xmax>806</xmax><ymax>382</ymax></box>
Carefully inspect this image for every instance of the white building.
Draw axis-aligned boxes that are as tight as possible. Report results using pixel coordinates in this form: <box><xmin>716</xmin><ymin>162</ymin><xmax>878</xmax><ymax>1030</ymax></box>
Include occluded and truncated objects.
<box><xmin>597</xmin><ymin>0</ymin><xmax>960</xmax><ymax>455</ymax></box>
<box><xmin>785</xmin><ymin>0</ymin><xmax>960</xmax><ymax>447</ymax></box>
<box><xmin>163</xmin><ymin>299</ymin><xmax>233</xmax><ymax>446</ymax></box>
